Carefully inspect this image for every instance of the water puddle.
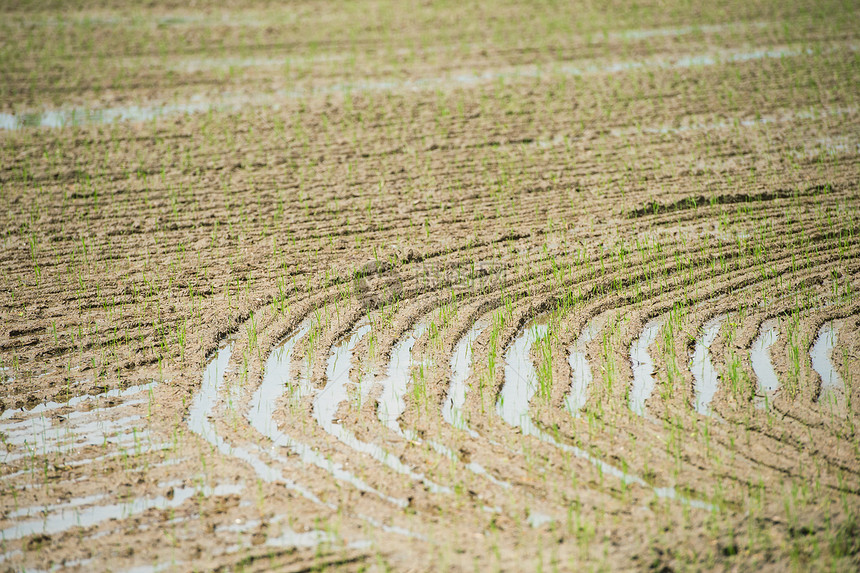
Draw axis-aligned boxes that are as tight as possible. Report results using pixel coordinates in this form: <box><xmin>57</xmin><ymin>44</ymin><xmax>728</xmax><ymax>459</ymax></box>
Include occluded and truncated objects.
<box><xmin>498</xmin><ymin>318</ymin><xmax>711</xmax><ymax>510</ymax></box>
<box><xmin>0</xmin><ymin>102</ymin><xmax>218</xmax><ymax>130</ymax></box>
<box><xmin>611</xmin><ymin>21</ymin><xmax>769</xmax><ymax>41</ymax></box>
<box><xmin>249</xmin><ymin>319</ymin><xmax>406</xmax><ymax>507</ymax></box>
<box><xmin>442</xmin><ymin>317</ymin><xmax>490</xmax><ymax>438</ymax></box>
<box><xmin>0</xmin><ymin>382</ymin><xmax>158</xmax><ymax>420</ymax></box>
<box><xmin>5</xmin><ymin>493</ymin><xmax>106</xmax><ymax>520</ymax></box>
<box><xmin>498</xmin><ymin>322</ymin><xmax>550</xmax><ymax>429</ymax></box>
<box><xmin>608</xmin><ymin>106</ymin><xmax>858</xmax><ymax>138</ymax></box>
<box><xmin>169</xmin><ymin>53</ymin><xmax>350</xmax><ymax>74</ymax></box>
<box><xmin>312</xmin><ymin>321</ymin><xmax>450</xmax><ymax>494</ymax></box>
<box><xmin>377</xmin><ymin>319</ymin><xmax>432</xmax><ymax>434</ymax></box>
<box><xmin>214</xmin><ymin>514</ymin><xmax>335</xmax><ymax>559</ymax></box>
<box><xmin>188</xmin><ymin>343</ymin><xmax>325</xmax><ymax>506</ymax></box>
<box><xmin>263</xmin><ymin>528</ymin><xmax>333</xmax><ymax>549</ymax></box>
<box><xmin>0</xmin><ymin>484</ymin><xmax>243</xmax><ymax>540</ymax></box>
<box><xmin>750</xmin><ymin>319</ymin><xmax>779</xmax><ymax>408</ymax></box>
<box><xmin>628</xmin><ymin>317</ymin><xmax>665</xmax><ymax>419</ymax></box>
<box><xmin>810</xmin><ymin>320</ymin><xmax>844</xmax><ymax>401</ymax></box>
<box><xmin>3</xmin><ymin>43</ymin><xmax>853</xmax><ymax>130</ymax></box>
<box><xmin>120</xmin><ymin>562</ymin><xmax>181</xmax><ymax>573</ymax></box>
<box><xmin>690</xmin><ymin>315</ymin><xmax>727</xmax><ymax>416</ymax></box>
<box><xmin>0</xmin><ymin>409</ymin><xmax>159</xmax><ymax>465</ymax></box>
<box><xmin>564</xmin><ymin>317</ymin><xmax>603</xmax><ymax>416</ymax></box>
<box><xmin>790</xmin><ymin>136</ymin><xmax>860</xmax><ymax>160</ymax></box>
<box><xmin>526</xmin><ymin>511</ymin><xmax>554</xmax><ymax>528</ymax></box>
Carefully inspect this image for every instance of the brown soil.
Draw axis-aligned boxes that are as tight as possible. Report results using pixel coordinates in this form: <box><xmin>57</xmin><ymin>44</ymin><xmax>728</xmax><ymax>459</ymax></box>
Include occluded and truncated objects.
<box><xmin>1</xmin><ymin>1</ymin><xmax>859</xmax><ymax>571</ymax></box>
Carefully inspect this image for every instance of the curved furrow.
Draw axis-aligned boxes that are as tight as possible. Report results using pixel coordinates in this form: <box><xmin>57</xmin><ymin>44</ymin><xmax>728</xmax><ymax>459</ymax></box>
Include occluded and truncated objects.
<box><xmin>312</xmin><ymin>320</ymin><xmax>451</xmax><ymax>494</ymax></box>
<box><xmin>248</xmin><ymin>317</ymin><xmax>408</xmax><ymax>508</ymax></box>
<box><xmin>189</xmin><ymin>319</ymin><xmax>432</xmax><ymax>549</ymax></box>
<box><xmin>188</xmin><ymin>341</ymin><xmax>328</xmax><ymax>507</ymax></box>
<box><xmin>442</xmin><ymin>316</ymin><xmax>491</xmax><ymax>438</ymax></box>
<box><xmin>497</xmin><ymin>318</ymin><xmax>712</xmax><ymax>510</ymax></box>
<box><xmin>376</xmin><ymin>313</ymin><xmax>511</xmax><ymax>490</ymax></box>
<box><xmin>376</xmin><ymin>318</ymin><xmax>433</xmax><ymax>437</ymax></box>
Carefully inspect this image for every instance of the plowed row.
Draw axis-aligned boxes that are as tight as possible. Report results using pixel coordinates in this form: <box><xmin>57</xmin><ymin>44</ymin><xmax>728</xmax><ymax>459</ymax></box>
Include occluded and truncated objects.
<box><xmin>1</xmin><ymin>1</ymin><xmax>859</xmax><ymax>571</ymax></box>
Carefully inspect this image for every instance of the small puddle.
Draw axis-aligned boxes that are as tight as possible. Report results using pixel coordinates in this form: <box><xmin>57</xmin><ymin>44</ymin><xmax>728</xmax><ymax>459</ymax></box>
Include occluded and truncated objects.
<box><xmin>0</xmin><ymin>102</ymin><xmax>215</xmax><ymax>130</ymax></box>
<box><xmin>526</xmin><ymin>511</ymin><xmax>554</xmax><ymax>528</ymax></box>
<box><xmin>312</xmin><ymin>321</ymin><xmax>450</xmax><ymax>494</ymax></box>
<box><xmin>442</xmin><ymin>317</ymin><xmax>490</xmax><ymax>438</ymax></box>
<box><xmin>249</xmin><ymin>318</ymin><xmax>406</xmax><ymax>507</ymax></box>
<box><xmin>628</xmin><ymin>317</ymin><xmax>665</xmax><ymax>419</ymax></box>
<box><xmin>564</xmin><ymin>317</ymin><xmax>602</xmax><ymax>416</ymax></box>
<box><xmin>499</xmin><ymin>318</ymin><xmax>711</xmax><ymax>510</ymax></box>
<box><xmin>690</xmin><ymin>315</ymin><xmax>726</xmax><ymax>416</ymax></box>
<box><xmin>810</xmin><ymin>320</ymin><xmax>844</xmax><ymax>400</ymax></box>
<box><xmin>750</xmin><ymin>319</ymin><xmax>779</xmax><ymax>408</ymax></box>
<box><xmin>0</xmin><ymin>484</ymin><xmax>242</xmax><ymax>540</ymax></box>
<box><xmin>188</xmin><ymin>343</ymin><xmax>325</xmax><ymax>506</ymax></box>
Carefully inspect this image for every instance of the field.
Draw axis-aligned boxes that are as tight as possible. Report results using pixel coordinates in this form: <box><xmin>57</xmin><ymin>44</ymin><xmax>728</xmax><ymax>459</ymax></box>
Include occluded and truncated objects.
<box><xmin>1</xmin><ymin>0</ymin><xmax>859</xmax><ymax>571</ymax></box>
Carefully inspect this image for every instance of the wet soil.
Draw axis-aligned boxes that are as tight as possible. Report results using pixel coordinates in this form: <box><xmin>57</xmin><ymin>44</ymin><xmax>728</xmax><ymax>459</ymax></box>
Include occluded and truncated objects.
<box><xmin>1</xmin><ymin>0</ymin><xmax>859</xmax><ymax>571</ymax></box>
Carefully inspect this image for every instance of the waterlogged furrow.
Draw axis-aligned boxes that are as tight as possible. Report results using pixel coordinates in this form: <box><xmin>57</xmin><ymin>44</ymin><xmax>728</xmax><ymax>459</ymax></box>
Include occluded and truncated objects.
<box><xmin>313</xmin><ymin>321</ymin><xmax>450</xmax><ymax>494</ymax></box>
<box><xmin>498</xmin><ymin>319</ymin><xmax>711</xmax><ymax>510</ymax></box>
<box><xmin>5</xmin><ymin>493</ymin><xmax>105</xmax><ymax>520</ymax></box>
<box><xmin>565</xmin><ymin>317</ymin><xmax>602</xmax><ymax>416</ymax></box>
<box><xmin>628</xmin><ymin>317</ymin><xmax>666</xmax><ymax>420</ymax></box>
<box><xmin>0</xmin><ymin>382</ymin><xmax>159</xmax><ymax>420</ymax></box>
<box><xmin>690</xmin><ymin>314</ymin><xmax>727</xmax><ymax>416</ymax></box>
<box><xmin>811</xmin><ymin>320</ymin><xmax>845</xmax><ymax>401</ymax></box>
<box><xmin>0</xmin><ymin>414</ymin><xmax>148</xmax><ymax>464</ymax></box>
<box><xmin>376</xmin><ymin>316</ymin><xmax>509</xmax><ymax>489</ymax></box>
<box><xmin>377</xmin><ymin>318</ymin><xmax>432</xmax><ymax>435</ymax></box>
<box><xmin>249</xmin><ymin>319</ymin><xmax>406</xmax><ymax>507</ymax></box>
<box><xmin>0</xmin><ymin>485</ymin><xmax>243</xmax><ymax>541</ymax></box>
<box><xmin>751</xmin><ymin>319</ymin><xmax>780</xmax><ymax>408</ymax></box>
<box><xmin>443</xmin><ymin>317</ymin><xmax>490</xmax><ymax>438</ymax></box>
<box><xmin>188</xmin><ymin>343</ymin><xmax>327</xmax><ymax>506</ymax></box>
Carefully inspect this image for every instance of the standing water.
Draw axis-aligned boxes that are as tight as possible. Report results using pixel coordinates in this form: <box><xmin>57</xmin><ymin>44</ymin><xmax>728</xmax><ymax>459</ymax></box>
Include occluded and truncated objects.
<box><xmin>810</xmin><ymin>320</ymin><xmax>844</xmax><ymax>402</ymax></box>
<box><xmin>690</xmin><ymin>315</ymin><xmax>726</xmax><ymax>416</ymax></box>
<box><xmin>564</xmin><ymin>317</ymin><xmax>602</xmax><ymax>416</ymax></box>
<box><xmin>443</xmin><ymin>317</ymin><xmax>490</xmax><ymax>437</ymax></box>
<box><xmin>628</xmin><ymin>317</ymin><xmax>665</xmax><ymax>419</ymax></box>
<box><xmin>750</xmin><ymin>319</ymin><xmax>780</xmax><ymax>408</ymax></box>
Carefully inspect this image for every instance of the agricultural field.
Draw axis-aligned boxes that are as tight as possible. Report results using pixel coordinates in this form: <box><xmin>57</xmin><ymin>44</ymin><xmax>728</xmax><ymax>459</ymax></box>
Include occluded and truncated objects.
<box><xmin>1</xmin><ymin>0</ymin><xmax>859</xmax><ymax>570</ymax></box>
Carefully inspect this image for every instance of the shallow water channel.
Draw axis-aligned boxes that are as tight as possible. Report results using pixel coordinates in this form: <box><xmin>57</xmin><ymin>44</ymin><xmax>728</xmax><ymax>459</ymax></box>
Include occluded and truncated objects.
<box><xmin>750</xmin><ymin>319</ymin><xmax>780</xmax><ymax>407</ymax></box>
<box><xmin>810</xmin><ymin>320</ymin><xmax>844</xmax><ymax>401</ymax></box>
<box><xmin>628</xmin><ymin>317</ymin><xmax>665</xmax><ymax>419</ymax></box>
<box><xmin>690</xmin><ymin>314</ymin><xmax>727</xmax><ymax>416</ymax></box>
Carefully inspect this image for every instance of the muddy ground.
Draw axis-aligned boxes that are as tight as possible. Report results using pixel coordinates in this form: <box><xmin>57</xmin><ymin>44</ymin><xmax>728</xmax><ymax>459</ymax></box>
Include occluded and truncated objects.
<box><xmin>1</xmin><ymin>1</ymin><xmax>859</xmax><ymax>571</ymax></box>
